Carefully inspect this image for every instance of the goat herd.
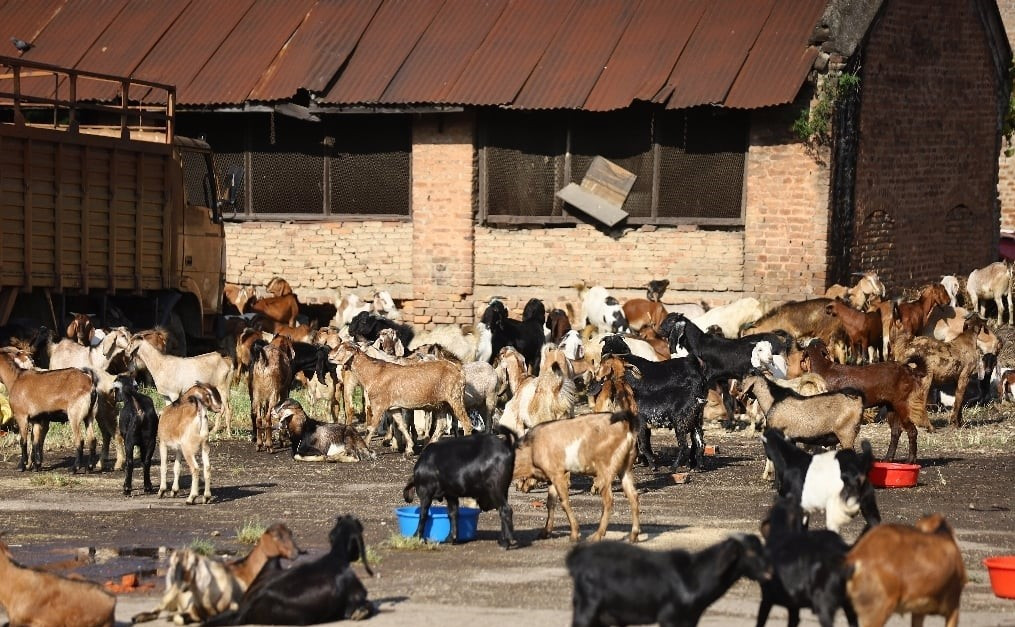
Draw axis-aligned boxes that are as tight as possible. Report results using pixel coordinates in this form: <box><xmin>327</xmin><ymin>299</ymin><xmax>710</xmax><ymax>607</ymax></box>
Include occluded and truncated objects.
<box><xmin>0</xmin><ymin>261</ymin><xmax>1013</xmax><ymax>626</ymax></box>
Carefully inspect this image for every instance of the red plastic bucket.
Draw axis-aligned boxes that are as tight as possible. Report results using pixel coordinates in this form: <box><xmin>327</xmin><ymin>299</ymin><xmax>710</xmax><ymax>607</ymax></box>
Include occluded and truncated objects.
<box><xmin>868</xmin><ymin>461</ymin><xmax>920</xmax><ymax>488</ymax></box>
<box><xmin>984</xmin><ymin>556</ymin><xmax>1015</xmax><ymax>599</ymax></box>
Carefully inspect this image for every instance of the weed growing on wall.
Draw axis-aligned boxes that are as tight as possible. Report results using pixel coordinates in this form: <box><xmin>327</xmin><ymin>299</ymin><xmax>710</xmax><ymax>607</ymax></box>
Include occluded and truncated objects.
<box><xmin>793</xmin><ymin>72</ymin><xmax>861</xmax><ymax>148</ymax></box>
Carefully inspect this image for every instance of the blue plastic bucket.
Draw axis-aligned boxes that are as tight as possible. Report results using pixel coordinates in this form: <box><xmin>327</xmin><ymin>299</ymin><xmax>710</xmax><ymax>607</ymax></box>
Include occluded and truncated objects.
<box><xmin>394</xmin><ymin>505</ymin><xmax>480</xmax><ymax>543</ymax></box>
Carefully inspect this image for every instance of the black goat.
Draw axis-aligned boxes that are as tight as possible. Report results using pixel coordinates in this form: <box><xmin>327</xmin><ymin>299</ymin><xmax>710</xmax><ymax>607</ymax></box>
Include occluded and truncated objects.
<box><xmin>758</xmin><ymin>496</ymin><xmax>858</xmax><ymax>627</ymax></box>
<box><xmin>480</xmin><ymin>299</ymin><xmax>546</xmax><ymax>374</ymax></box>
<box><xmin>662</xmin><ymin>313</ymin><xmax>788</xmax><ymax>385</ymax></box>
<box><xmin>614</xmin><ymin>353</ymin><xmax>707</xmax><ymax>470</ymax></box>
<box><xmin>112</xmin><ymin>375</ymin><xmax>158</xmax><ymax>496</ymax></box>
<box><xmin>347</xmin><ymin>311</ymin><xmax>414</xmax><ymax>349</ymax></box>
<box><xmin>403</xmin><ymin>428</ymin><xmax>517</xmax><ymax>548</ymax></box>
<box><xmin>761</xmin><ymin>428</ymin><xmax>880</xmax><ymax>534</ymax></box>
<box><xmin>203</xmin><ymin>515</ymin><xmax>374</xmax><ymax>626</ymax></box>
<box><xmin>545</xmin><ymin>308</ymin><xmax>572</xmax><ymax>345</ymax></box>
<box><xmin>566</xmin><ymin>535</ymin><xmax>771</xmax><ymax>627</ymax></box>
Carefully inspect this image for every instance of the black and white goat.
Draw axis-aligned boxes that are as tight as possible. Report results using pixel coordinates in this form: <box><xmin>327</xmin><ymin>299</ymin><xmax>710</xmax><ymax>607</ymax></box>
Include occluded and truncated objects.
<box><xmin>480</xmin><ymin>299</ymin><xmax>546</xmax><ymax>374</ymax></box>
<box><xmin>112</xmin><ymin>375</ymin><xmax>159</xmax><ymax>496</ymax></box>
<box><xmin>761</xmin><ymin>428</ymin><xmax>880</xmax><ymax>534</ymax></box>
<box><xmin>566</xmin><ymin>535</ymin><xmax>771</xmax><ymax>627</ymax></box>
<box><xmin>581</xmin><ymin>286</ymin><xmax>630</xmax><ymax>334</ymax></box>
<box><xmin>404</xmin><ymin>428</ymin><xmax>517</xmax><ymax>548</ymax></box>
<box><xmin>347</xmin><ymin>310</ymin><xmax>414</xmax><ymax>349</ymax></box>
<box><xmin>758</xmin><ymin>495</ymin><xmax>858</xmax><ymax>627</ymax></box>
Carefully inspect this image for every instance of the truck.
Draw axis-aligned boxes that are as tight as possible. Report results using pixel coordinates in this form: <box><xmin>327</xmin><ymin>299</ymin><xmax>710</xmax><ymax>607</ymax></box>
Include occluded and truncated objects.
<box><xmin>0</xmin><ymin>55</ymin><xmax>229</xmax><ymax>351</ymax></box>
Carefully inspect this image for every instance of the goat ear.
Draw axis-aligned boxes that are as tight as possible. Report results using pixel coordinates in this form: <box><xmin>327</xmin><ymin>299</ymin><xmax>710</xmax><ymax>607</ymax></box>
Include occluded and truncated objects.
<box><xmin>825</xmin><ymin>303</ymin><xmax>836</xmax><ymax>316</ymax></box>
<box><xmin>624</xmin><ymin>363</ymin><xmax>643</xmax><ymax>380</ymax></box>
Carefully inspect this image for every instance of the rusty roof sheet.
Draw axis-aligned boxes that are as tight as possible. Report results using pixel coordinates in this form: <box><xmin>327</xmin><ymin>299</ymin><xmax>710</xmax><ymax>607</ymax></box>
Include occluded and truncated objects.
<box><xmin>724</xmin><ymin>0</ymin><xmax>827</xmax><ymax>109</ymax></box>
<box><xmin>440</xmin><ymin>0</ymin><xmax>575</xmax><ymax>106</ymax></box>
<box><xmin>248</xmin><ymin>0</ymin><xmax>382</xmax><ymax>101</ymax></box>
<box><xmin>323</xmin><ymin>0</ymin><xmax>445</xmax><ymax>105</ymax></box>
<box><xmin>5</xmin><ymin>0</ymin><xmax>830</xmax><ymax>110</ymax></box>
<box><xmin>513</xmin><ymin>0</ymin><xmax>639</xmax><ymax>110</ymax></box>
<box><xmin>381</xmin><ymin>0</ymin><xmax>507</xmax><ymax>104</ymax></box>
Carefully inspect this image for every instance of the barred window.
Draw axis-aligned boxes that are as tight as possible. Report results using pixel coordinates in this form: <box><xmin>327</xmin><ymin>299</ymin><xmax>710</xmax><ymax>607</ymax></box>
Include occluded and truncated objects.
<box><xmin>176</xmin><ymin>112</ymin><xmax>411</xmax><ymax>219</ymax></box>
<box><xmin>477</xmin><ymin>106</ymin><xmax>747</xmax><ymax>226</ymax></box>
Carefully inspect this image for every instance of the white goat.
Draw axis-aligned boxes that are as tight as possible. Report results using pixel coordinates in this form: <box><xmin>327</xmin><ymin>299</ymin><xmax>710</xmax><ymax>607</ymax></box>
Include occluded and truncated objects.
<box><xmin>409</xmin><ymin>323</ymin><xmax>490</xmax><ymax>363</ymax></box>
<box><xmin>581</xmin><ymin>286</ymin><xmax>630</xmax><ymax>334</ymax></box>
<box><xmin>371</xmin><ymin>290</ymin><xmax>402</xmax><ymax>321</ymax></box>
<box><xmin>940</xmin><ymin>275</ymin><xmax>961</xmax><ymax>307</ymax></box>
<box><xmin>127</xmin><ymin>335</ymin><xmax>234</xmax><ymax>436</ymax></box>
<box><xmin>333</xmin><ymin>293</ymin><xmax>372</xmax><ymax>327</ymax></box>
<box><xmin>967</xmin><ymin>261</ymin><xmax>1013</xmax><ymax>325</ymax></box>
<box><xmin>691</xmin><ymin>297</ymin><xmax>765</xmax><ymax>338</ymax></box>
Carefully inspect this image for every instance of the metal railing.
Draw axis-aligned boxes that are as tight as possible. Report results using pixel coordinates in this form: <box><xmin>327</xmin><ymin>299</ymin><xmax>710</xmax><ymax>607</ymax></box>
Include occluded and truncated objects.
<box><xmin>0</xmin><ymin>54</ymin><xmax>175</xmax><ymax>144</ymax></box>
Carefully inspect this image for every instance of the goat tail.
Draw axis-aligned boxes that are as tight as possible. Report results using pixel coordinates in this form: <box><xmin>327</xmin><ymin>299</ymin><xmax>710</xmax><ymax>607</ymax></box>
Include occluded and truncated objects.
<box><xmin>403</xmin><ymin>480</ymin><xmax>416</xmax><ymax>504</ymax></box>
<box><xmin>609</xmin><ymin>409</ymin><xmax>641</xmax><ymax>433</ymax></box>
<box><xmin>80</xmin><ymin>367</ymin><xmax>100</xmax><ymax>419</ymax></box>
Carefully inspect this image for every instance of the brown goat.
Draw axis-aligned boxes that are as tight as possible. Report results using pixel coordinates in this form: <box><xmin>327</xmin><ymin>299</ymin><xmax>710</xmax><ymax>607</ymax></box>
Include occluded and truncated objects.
<box><xmin>892</xmin><ymin>317</ymin><xmax>997</xmax><ymax>427</ymax></box>
<box><xmin>65</xmin><ymin>312</ymin><xmax>96</xmax><ymax>346</ymax></box>
<box><xmin>0</xmin><ymin>348</ymin><xmax>99</xmax><ymax>473</ymax></box>
<box><xmin>249</xmin><ymin>335</ymin><xmax>296</xmax><ymax>451</ymax></box>
<box><xmin>330</xmin><ymin>342</ymin><xmax>470</xmax><ymax>458</ymax></box>
<box><xmin>827</xmin><ymin>299</ymin><xmax>883</xmax><ymax>363</ymax></box>
<box><xmin>590</xmin><ymin>354</ymin><xmax>639</xmax><ymax>413</ymax></box>
<box><xmin>158</xmin><ymin>383</ymin><xmax>222</xmax><ymax>504</ymax></box>
<box><xmin>622</xmin><ymin>299</ymin><xmax>667</xmax><ymax>333</ymax></box>
<box><xmin>133</xmin><ymin>522</ymin><xmax>302</xmax><ymax>624</ymax></box>
<box><xmin>266</xmin><ymin>276</ymin><xmax>294</xmax><ymax>298</ymax></box>
<box><xmin>745</xmin><ymin>298</ymin><xmax>849</xmax><ymax>362</ymax></box>
<box><xmin>800</xmin><ymin>340</ymin><xmax>928</xmax><ymax>463</ymax></box>
<box><xmin>223</xmin><ymin>283</ymin><xmax>255</xmax><ymax>314</ymax></box>
<box><xmin>0</xmin><ymin>537</ymin><xmax>115</xmax><ymax>627</ymax></box>
<box><xmin>846</xmin><ymin>514</ymin><xmax>965</xmax><ymax>627</ymax></box>
<box><xmin>513</xmin><ymin>408</ymin><xmax>641</xmax><ymax>543</ymax></box>
<box><xmin>895</xmin><ymin>284</ymin><xmax>950</xmax><ymax>338</ymax></box>
<box><xmin>248</xmin><ymin>293</ymin><xmax>299</xmax><ymax>326</ymax></box>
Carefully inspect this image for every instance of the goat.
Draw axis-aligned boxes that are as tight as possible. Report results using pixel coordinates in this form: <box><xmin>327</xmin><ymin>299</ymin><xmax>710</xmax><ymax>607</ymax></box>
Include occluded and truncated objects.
<box><xmin>248</xmin><ymin>335</ymin><xmax>295</xmax><ymax>451</ymax></box>
<box><xmin>895</xmin><ymin>283</ymin><xmax>951</xmax><ymax>339</ymax></box>
<box><xmin>621</xmin><ymin>298</ymin><xmax>667</xmax><ymax>333</ymax></box>
<box><xmin>497</xmin><ymin>345</ymin><xmax>576</xmax><ymax>436</ymax></box>
<box><xmin>761</xmin><ymin>428</ymin><xmax>880</xmax><ymax>533</ymax></box>
<box><xmin>645</xmin><ymin>278</ymin><xmax>669</xmax><ymax>301</ymax></box>
<box><xmin>330</xmin><ymin>342</ymin><xmax>471</xmax><ymax>457</ymax></box>
<box><xmin>202</xmin><ymin>515</ymin><xmax>374</xmax><ymax>626</ymax></box>
<box><xmin>480</xmin><ymin>299</ymin><xmax>546</xmax><ymax>374</ymax></box>
<box><xmin>825</xmin><ymin>272</ymin><xmax>886</xmax><ymax>309</ymax></box>
<box><xmin>265</xmin><ymin>276</ymin><xmax>293</xmax><ymax>297</ymax></box>
<box><xmin>0</xmin><ymin>537</ymin><xmax>115</xmax><ymax>627</ymax></box>
<box><xmin>846</xmin><ymin>514</ymin><xmax>965</xmax><ymax>627</ymax></box>
<box><xmin>827</xmin><ymin>299</ymin><xmax>883</xmax><ymax>363</ymax></box>
<box><xmin>223</xmin><ymin>283</ymin><xmax>255</xmax><ymax>314</ymax></box>
<box><xmin>967</xmin><ymin>260</ymin><xmax>1012</xmax><ymax>325</ymax></box>
<box><xmin>566</xmin><ymin>534</ymin><xmax>771</xmax><ymax>627</ymax></box>
<box><xmin>800</xmin><ymin>339</ymin><xmax>928</xmax><ymax>464</ymax></box>
<box><xmin>0</xmin><ymin>348</ymin><xmax>99</xmax><ymax>472</ymax></box>
<box><xmin>544</xmin><ymin>308</ymin><xmax>572</xmax><ymax>344</ymax></box>
<box><xmin>347</xmin><ymin>310</ymin><xmax>414</xmax><ymax>350</ymax></box>
<box><xmin>127</xmin><ymin>334</ymin><xmax>234</xmax><ymax>436</ymax></box>
<box><xmin>371</xmin><ymin>289</ymin><xmax>401</xmax><ymax>321</ymax></box>
<box><xmin>158</xmin><ymin>383</ymin><xmax>221</xmax><ymax>504</ymax></box>
<box><xmin>272</xmin><ymin>398</ymin><xmax>373</xmax><ymax>462</ymax></box>
<box><xmin>742</xmin><ymin>375</ymin><xmax>863</xmax><ymax>481</ymax></box>
<box><xmin>248</xmin><ymin>293</ymin><xmax>299</xmax><ymax>326</ymax></box>
<box><xmin>940</xmin><ymin>274</ymin><xmax>962</xmax><ymax>307</ymax></box>
<box><xmin>132</xmin><ymin>523</ymin><xmax>302</xmax><ymax>625</ymax></box>
<box><xmin>892</xmin><ymin>315</ymin><xmax>996</xmax><ymax>428</ymax></box>
<box><xmin>251</xmin><ymin>315</ymin><xmax>318</xmax><ymax>343</ymax></box>
<box><xmin>514</xmin><ymin>409</ymin><xmax>642</xmax><ymax>543</ymax></box>
<box><xmin>598</xmin><ymin>332</ymin><xmax>662</xmax><ymax>362</ymax></box>
<box><xmin>665</xmin><ymin>313</ymin><xmax>787</xmax><ymax>385</ymax></box>
<box><xmin>65</xmin><ymin>312</ymin><xmax>96</xmax><ymax>346</ymax></box>
<box><xmin>581</xmin><ymin>286</ymin><xmax>630</xmax><ymax>334</ymax></box>
<box><xmin>404</xmin><ymin>427</ymin><xmax>518</xmax><ymax>548</ymax></box>
<box><xmin>757</xmin><ymin>496</ymin><xmax>857</xmax><ymax>627</ymax></box>
<box><xmin>923</xmin><ymin>304</ymin><xmax>970</xmax><ymax>342</ymax></box>
<box><xmin>334</xmin><ymin>293</ymin><xmax>372</xmax><ymax>327</ymax></box>
<box><xmin>112</xmin><ymin>375</ymin><xmax>158</xmax><ymax>496</ymax></box>
<box><xmin>690</xmin><ymin>297</ymin><xmax>765</xmax><ymax>338</ymax></box>
<box><xmin>409</xmin><ymin>323</ymin><xmax>491</xmax><ymax>363</ymax></box>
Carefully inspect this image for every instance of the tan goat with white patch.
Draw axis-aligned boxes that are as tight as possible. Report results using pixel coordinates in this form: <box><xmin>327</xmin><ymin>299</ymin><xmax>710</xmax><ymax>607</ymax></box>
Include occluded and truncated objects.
<box><xmin>158</xmin><ymin>383</ymin><xmax>221</xmax><ymax>504</ymax></box>
<box><xmin>496</xmin><ymin>345</ymin><xmax>576</xmax><ymax>436</ymax></box>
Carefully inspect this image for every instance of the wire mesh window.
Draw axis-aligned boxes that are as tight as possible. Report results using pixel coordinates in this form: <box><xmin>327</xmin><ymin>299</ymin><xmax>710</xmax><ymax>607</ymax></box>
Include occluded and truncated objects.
<box><xmin>175</xmin><ymin>112</ymin><xmax>410</xmax><ymax>218</ymax></box>
<box><xmin>478</xmin><ymin>107</ymin><xmax>748</xmax><ymax>226</ymax></box>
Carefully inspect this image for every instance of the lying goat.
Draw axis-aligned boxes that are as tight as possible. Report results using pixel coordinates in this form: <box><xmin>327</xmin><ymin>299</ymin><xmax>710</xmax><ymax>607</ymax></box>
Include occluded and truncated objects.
<box><xmin>272</xmin><ymin>398</ymin><xmax>373</xmax><ymax>462</ymax></box>
<box><xmin>404</xmin><ymin>427</ymin><xmax>518</xmax><ymax>548</ymax></box>
<box><xmin>566</xmin><ymin>535</ymin><xmax>771</xmax><ymax>627</ymax></box>
<box><xmin>0</xmin><ymin>537</ymin><xmax>116</xmax><ymax>627</ymax></box>
<box><xmin>203</xmin><ymin>515</ymin><xmax>374</xmax><ymax>626</ymax></box>
<box><xmin>757</xmin><ymin>496</ymin><xmax>857</xmax><ymax>627</ymax></box>
<box><xmin>846</xmin><ymin>514</ymin><xmax>965</xmax><ymax>627</ymax></box>
<box><xmin>133</xmin><ymin>523</ymin><xmax>302</xmax><ymax>624</ymax></box>
<box><xmin>761</xmin><ymin>428</ymin><xmax>880</xmax><ymax>533</ymax></box>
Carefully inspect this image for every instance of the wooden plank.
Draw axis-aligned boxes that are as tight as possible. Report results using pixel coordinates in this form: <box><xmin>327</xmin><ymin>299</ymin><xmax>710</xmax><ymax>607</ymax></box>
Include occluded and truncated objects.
<box><xmin>581</xmin><ymin>156</ymin><xmax>636</xmax><ymax>207</ymax></box>
<box><xmin>556</xmin><ymin>183</ymin><xmax>629</xmax><ymax>227</ymax></box>
<box><xmin>162</xmin><ymin>156</ymin><xmax>172</xmax><ymax>287</ymax></box>
<box><xmin>108</xmin><ymin>148</ymin><xmax>116</xmax><ymax>294</ymax></box>
<box><xmin>81</xmin><ymin>145</ymin><xmax>90</xmax><ymax>292</ymax></box>
<box><xmin>54</xmin><ymin>142</ymin><xmax>64</xmax><ymax>292</ymax></box>
<box><xmin>135</xmin><ymin>153</ymin><xmax>144</xmax><ymax>293</ymax></box>
<box><xmin>0</xmin><ymin>288</ymin><xmax>17</xmax><ymax>326</ymax></box>
<box><xmin>22</xmin><ymin>138</ymin><xmax>31</xmax><ymax>291</ymax></box>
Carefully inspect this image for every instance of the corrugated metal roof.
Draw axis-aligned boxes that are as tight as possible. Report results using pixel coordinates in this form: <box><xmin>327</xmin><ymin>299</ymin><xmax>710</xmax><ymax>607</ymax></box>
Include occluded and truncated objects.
<box><xmin>440</xmin><ymin>0</ymin><xmax>575</xmax><ymax>106</ymax></box>
<box><xmin>724</xmin><ymin>0</ymin><xmax>827</xmax><ymax>109</ymax></box>
<box><xmin>583</xmin><ymin>0</ymin><xmax>707</xmax><ymax>112</ymax></box>
<box><xmin>513</xmin><ymin>0</ymin><xmax>639</xmax><ymax>110</ymax></box>
<box><xmin>381</xmin><ymin>0</ymin><xmax>507</xmax><ymax>104</ymax></box>
<box><xmin>248</xmin><ymin>0</ymin><xmax>382</xmax><ymax>100</ymax></box>
<box><xmin>324</xmin><ymin>0</ymin><xmax>445</xmax><ymax>105</ymax></box>
<box><xmin>6</xmin><ymin>0</ymin><xmax>830</xmax><ymax>111</ymax></box>
<box><xmin>663</xmin><ymin>0</ymin><xmax>776</xmax><ymax>109</ymax></box>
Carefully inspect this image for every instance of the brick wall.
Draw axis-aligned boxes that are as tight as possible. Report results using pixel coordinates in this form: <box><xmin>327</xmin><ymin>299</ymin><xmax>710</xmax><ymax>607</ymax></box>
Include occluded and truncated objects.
<box><xmin>997</xmin><ymin>0</ymin><xmax>1015</xmax><ymax>230</ymax></box>
<box><xmin>223</xmin><ymin>220</ymin><xmax>412</xmax><ymax>303</ymax></box>
<box><xmin>742</xmin><ymin>103</ymin><xmax>830</xmax><ymax>303</ymax></box>
<box><xmin>852</xmin><ymin>0</ymin><xmax>999</xmax><ymax>288</ymax></box>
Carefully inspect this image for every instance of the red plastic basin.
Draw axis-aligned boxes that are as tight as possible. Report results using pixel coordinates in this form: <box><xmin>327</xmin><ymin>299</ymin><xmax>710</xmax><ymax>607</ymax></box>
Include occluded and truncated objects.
<box><xmin>985</xmin><ymin>557</ymin><xmax>1015</xmax><ymax>599</ymax></box>
<box><xmin>868</xmin><ymin>461</ymin><xmax>920</xmax><ymax>488</ymax></box>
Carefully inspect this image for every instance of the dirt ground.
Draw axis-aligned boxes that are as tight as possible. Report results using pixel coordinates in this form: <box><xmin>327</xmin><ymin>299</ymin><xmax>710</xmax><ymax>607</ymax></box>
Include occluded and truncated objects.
<box><xmin>1</xmin><ymin>408</ymin><xmax>1014</xmax><ymax>626</ymax></box>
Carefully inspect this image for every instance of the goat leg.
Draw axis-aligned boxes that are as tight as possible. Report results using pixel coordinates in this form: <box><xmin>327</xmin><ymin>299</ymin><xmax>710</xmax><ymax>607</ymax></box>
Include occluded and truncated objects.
<box><xmin>141</xmin><ymin>439</ymin><xmax>156</xmax><ymax>494</ymax></box>
<box><xmin>123</xmin><ymin>431</ymin><xmax>136</xmax><ymax>496</ymax></box>
<box><xmin>414</xmin><ymin>491</ymin><xmax>434</xmax><ymax>541</ymax></box>
<box><xmin>588</xmin><ymin>469</ymin><xmax>614</xmax><ymax>542</ymax></box>
<box><xmin>540</xmin><ymin>482</ymin><xmax>560</xmax><ymax>540</ymax></box>
<box><xmin>884</xmin><ymin>410</ymin><xmax>902</xmax><ymax>461</ymax></box>
<box><xmin>951</xmin><ymin>370</ymin><xmax>971</xmax><ymax>428</ymax></box>
<box><xmin>32</xmin><ymin>421</ymin><xmax>49</xmax><ymax>471</ymax></box>
<box><xmin>16</xmin><ymin>419</ymin><xmax>29</xmax><ymax>471</ymax></box>
<box><xmin>635</xmin><ymin>424</ymin><xmax>660</xmax><ymax>468</ymax></box>
<box><xmin>497</xmin><ymin>504</ymin><xmax>517</xmax><ymax>549</ymax></box>
<box><xmin>447</xmin><ymin>496</ymin><xmax>461</xmax><ymax>544</ymax></box>
<box><xmin>621</xmin><ymin>470</ymin><xmax>641</xmax><ymax>543</ymax></box>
